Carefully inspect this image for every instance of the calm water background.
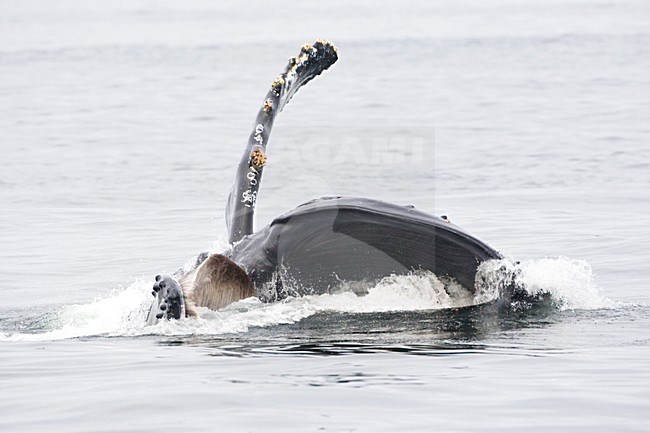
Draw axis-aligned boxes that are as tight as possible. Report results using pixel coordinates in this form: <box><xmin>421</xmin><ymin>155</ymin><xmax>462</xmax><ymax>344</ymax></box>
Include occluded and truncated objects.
<box><xmin>1</xmin><ymin>0</ymin><xmax>649</xmax><ymax>431</ymax></box>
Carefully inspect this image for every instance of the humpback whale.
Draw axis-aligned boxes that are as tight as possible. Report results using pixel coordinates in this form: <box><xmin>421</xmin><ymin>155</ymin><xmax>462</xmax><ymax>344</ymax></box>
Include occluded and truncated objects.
<box><xmin>146</xmin><ymin>40</ymin><xmax>518</xmax><ymax>324</ymax></box>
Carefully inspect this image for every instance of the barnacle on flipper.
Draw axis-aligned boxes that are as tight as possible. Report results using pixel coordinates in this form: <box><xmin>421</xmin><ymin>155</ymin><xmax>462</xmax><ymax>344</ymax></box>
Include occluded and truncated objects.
<box><xmin>271</xmin><ymin>75</ymin><xmax>285</xmax><ymax>94</ymax></box>
<box><xmin>250</xmin><ymin>148</ymin><xmax>267</xmax><ymax>168</ymax></box>
<box><xmin>316</xmin><ymin>38</ymin><xmax>338</xmax><ymax>53</ymax></box>
<box><xmin>263</xmin><ymin>99</ymin><xmax>273</xmax><ymax>114</ymax></box>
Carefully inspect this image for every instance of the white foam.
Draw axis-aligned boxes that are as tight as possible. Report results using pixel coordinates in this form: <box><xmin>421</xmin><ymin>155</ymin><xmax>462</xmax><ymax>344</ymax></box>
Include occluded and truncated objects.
<box><xmin>0</xmin><ymin>281</ymin><xmax>152</xmax><ymax>342</ymax></box>
<box><xmin>1</xmin><ymin>270</ymin><xmax>484</xmax><ymax>341</ymax></box>
<box><xmin>314</xmin><ymin>271</ymin><xmax>478</xmax><ymax>313</ymax></box>
<box><xmin>476</xmin><ymin>256</ymin><xmax>611</xmax><ymax>310</ymax></box>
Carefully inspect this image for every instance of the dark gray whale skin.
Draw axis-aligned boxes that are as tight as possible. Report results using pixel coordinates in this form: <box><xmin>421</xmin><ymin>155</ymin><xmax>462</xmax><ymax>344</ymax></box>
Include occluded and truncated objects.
<box><xmin>149</xmin><ymin>40</ymin><xmax>516</xmax><ymax>322</ymax></box>
<box><xmin>226</xmin><ymin>196</ymin><xmax>503</xmax><ymax>300</ymax></box>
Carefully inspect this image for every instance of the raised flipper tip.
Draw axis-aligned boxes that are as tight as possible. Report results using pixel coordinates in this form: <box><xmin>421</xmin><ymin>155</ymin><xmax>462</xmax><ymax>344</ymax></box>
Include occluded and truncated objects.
<box><xmin>307</xmin><ymin>39</ymin><xmax>338</xmax><ymax>69</ymax></box>
<box><xmin>269</xmin><ymin>39</ymin><xmax>338</xmax><ymax>111</ymax></box>
<box><xmin>286</xmin><ymin>39</ymin><xmax>338</xmax><ymax>76</ymax></box>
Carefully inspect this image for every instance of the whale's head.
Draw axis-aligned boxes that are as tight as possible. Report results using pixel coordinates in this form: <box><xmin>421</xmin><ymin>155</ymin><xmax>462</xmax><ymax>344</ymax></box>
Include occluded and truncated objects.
<box><xmin>186</xmin><ymin>254</ymin><xmax>255</xmax><ymax>311</ymax></box>
<box><xmin>145</xmin><ymin>254</ymin><xmax>254</xmax><ymax>325</ymax></box>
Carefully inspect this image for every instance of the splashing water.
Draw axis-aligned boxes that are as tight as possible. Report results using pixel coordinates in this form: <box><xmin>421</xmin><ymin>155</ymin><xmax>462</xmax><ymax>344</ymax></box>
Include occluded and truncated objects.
<box><xmin>0</xmin><ymin>256</ymin><xmax>610</xmax><ymax>341</ymax></box>
<box><xmin>514</xmin><ymin>256</ymin><xmax>610</xmax><ymax>310</ymax></box>
<box><xmin>476</xmin><ymin>256</ymin><xmax>611</xmax><ymax>310</ymax></box>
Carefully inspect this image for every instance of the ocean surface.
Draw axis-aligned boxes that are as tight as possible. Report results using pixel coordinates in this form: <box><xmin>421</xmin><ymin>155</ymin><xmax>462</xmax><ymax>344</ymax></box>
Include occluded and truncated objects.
<box><xmin>1</xmin><ymin>0</ymin><xmax>649</xmax><ymax>431</ymax></box>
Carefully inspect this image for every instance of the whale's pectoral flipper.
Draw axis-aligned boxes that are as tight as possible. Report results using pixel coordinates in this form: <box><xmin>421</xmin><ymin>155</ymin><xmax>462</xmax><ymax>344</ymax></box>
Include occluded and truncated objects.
<box><xmin>226</xmin><ymin>40</ymin><xmax>338</xmax><ymax>244</ymax></box>
<box><xmin>146</xmin><ymin>275</ymin><xmax>185</xmax><ymax>325</ymax></box>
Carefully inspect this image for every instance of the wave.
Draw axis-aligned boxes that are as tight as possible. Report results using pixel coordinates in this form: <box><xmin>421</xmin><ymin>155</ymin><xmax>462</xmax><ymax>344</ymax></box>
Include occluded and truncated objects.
<box><xmin>0</xmin><ymin>256</ymin><xmax>611</xmax><ymax>342</ymax></box>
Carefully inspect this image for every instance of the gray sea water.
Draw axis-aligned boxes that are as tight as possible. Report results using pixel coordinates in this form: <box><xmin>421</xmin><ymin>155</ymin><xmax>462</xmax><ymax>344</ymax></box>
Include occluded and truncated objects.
<box><xmin>1</xmin><ymin>0</ymin><xmax>649</xmax><ymax>431</ymax></box>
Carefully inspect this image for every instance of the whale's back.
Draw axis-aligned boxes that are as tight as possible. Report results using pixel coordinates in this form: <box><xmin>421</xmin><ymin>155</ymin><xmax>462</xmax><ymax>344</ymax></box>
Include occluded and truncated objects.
<box><xmin>266</xmin><ymin>197</ymin><xmax>502</xmax><ymax>295</ymax></box>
